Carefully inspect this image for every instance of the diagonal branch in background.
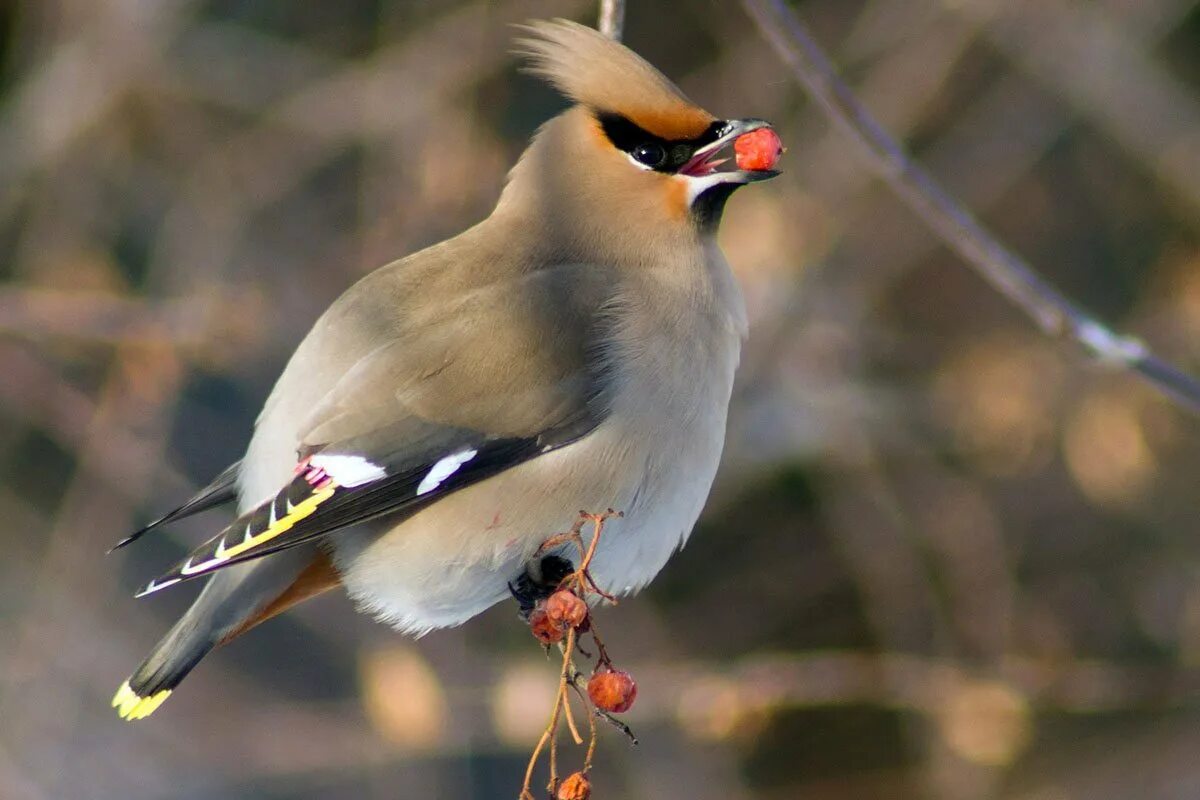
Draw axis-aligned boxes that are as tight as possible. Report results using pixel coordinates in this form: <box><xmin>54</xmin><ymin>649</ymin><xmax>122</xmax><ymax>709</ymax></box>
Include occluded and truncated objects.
<box><xmin>598</xmin><ymin>0</ymin><xmax>625</xmax><ymax>40</ymax></box>
<box><xmin>741</xmin><ymin>0</ymin><xmax>1200</xmax><ymax>415</ymax></box>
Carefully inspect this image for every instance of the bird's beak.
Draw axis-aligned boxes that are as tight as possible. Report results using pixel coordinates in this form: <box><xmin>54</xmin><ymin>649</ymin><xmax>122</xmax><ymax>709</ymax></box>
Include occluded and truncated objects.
<box><xmin>678</xmin><ymin>118</ymin><xmax>781</xmax><ymax>184</ymax></box>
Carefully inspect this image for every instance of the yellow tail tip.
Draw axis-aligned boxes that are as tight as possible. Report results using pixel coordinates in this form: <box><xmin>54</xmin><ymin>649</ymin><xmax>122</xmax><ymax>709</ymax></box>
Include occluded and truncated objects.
<box><xmin>112</xmin><ymin>681</ymin><xmax>172</xmax><ymax>720</ymax></box>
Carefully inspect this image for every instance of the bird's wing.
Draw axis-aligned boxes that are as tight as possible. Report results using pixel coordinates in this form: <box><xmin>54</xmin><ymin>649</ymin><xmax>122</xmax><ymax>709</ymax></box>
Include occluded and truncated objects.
<box><xmin>135</xmin><ymin>261</ymin><xmax>614</xmax><ymax>596</ymax></box>
<box><xmin>109</xmin><ymin>461</ymin><xmax>242</xmax><ymax>552</ymax></box>
<box><xmin>132</xmin><ymin>424</ymin><xmax>588</xmax><ymax>597</ymax></box>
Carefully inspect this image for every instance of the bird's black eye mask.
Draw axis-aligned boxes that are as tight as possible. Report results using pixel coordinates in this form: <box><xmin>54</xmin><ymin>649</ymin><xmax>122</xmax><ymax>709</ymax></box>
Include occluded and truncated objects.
<box><xmin>596</xmin><ymin>112</ymin><xmax>730</xmax><ymax>173</ymax></box>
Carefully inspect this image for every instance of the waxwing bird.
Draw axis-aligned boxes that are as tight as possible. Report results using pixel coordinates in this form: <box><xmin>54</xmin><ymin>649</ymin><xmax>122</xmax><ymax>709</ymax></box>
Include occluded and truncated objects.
<box><xmin>111</xmin><ymin>18</ymin><xmax>781</xmax><ymax>721</ymax></box>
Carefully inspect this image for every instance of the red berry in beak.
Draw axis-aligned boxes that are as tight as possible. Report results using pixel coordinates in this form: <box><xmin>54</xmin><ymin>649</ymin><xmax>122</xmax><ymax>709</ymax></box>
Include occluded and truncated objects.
<box><xmin>734</xmin><ymin>127</ymin><xmax>783</xmax><ymax>171</ymax></box>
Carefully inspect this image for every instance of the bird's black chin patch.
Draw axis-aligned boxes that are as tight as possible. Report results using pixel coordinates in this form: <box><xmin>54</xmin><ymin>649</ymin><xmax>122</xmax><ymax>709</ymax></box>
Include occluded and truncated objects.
<box><xmin>692</xmin><ymin>182</ymin><xmax>740</xmax><ymax>232</ymax></box>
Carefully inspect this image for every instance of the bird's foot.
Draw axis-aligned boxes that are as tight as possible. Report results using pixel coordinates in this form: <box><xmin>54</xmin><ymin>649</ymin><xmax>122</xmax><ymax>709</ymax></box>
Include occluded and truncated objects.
<box><xmin>509</xmin><ymin>554</ymin><xmax>575</xmax><ymax>620</ymax></box>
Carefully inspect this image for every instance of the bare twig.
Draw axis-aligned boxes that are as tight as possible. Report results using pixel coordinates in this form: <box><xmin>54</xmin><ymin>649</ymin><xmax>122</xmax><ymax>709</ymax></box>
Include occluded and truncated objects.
<box><xmin>741</xmin><ymin>0</ymin><xmax>1200</xmax><ymax>414</ymax></box>
<box><xmin>598</xmin><ymin>0</ymin><xmax>624</xmax><ymax>41</ymax></box>
<box><xmin>562</xmin><ymin>683</ymin><xmax>585</xmax><ymax>746</ymax></box>
<box><xmin>519</xmin><ymin>627</ymin><xmax>577</xmax><ymax>799</ymax></box>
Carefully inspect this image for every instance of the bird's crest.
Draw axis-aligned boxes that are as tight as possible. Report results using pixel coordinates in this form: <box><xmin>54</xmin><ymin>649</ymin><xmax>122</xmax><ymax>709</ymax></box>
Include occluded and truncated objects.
<box><xmin>516</xmin><ymin>19</ymin><xmax>715</xmax><ymax>141</ymax></box>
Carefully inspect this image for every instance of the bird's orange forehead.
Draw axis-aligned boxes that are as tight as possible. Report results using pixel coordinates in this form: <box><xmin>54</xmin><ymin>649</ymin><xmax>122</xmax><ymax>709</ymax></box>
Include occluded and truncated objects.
<box><xmin>619</xmin><ymin>104</ymin><xmax>716</xmax><ymax>142</ymax></box>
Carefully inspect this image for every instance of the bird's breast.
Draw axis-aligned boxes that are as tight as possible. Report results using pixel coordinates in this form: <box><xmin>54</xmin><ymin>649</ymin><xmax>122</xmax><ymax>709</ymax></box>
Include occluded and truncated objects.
<box><xmin>579</xmin><ymin>294</ymin><xmax>743</xmax><ymax>593</ymax></box>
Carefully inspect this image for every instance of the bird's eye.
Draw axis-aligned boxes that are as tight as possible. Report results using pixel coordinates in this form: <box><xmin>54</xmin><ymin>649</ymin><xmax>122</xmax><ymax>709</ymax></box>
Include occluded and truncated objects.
<box><xmin>631</xmin><ymin>142</ymin><xmax>667</xmax><ymax>168</ymax></box>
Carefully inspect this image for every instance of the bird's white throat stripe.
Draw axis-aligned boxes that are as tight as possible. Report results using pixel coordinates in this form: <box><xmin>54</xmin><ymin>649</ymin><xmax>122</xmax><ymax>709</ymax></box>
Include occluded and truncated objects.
<box><xmin>310</xmin><ymin>454</ymin><xmax>387</xmax><ymax>487</ymax></box>
<box><xmin>417</xmin><ymin>449</ymin><xmax>478</xmax><ymax>495</ymax></box>
<box><xmin>682</xmin><ymin>172</ymin><xmax>736</xmax><ymax>204</ymax></box>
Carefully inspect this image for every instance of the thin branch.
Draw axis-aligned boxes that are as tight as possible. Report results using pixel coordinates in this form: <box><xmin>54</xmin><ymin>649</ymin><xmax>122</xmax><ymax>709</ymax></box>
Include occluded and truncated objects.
<box><xmin>519</xmin><ymin>511</ymin><xmax>624</xmax><ymax>799</ymax></box>
<box><xmin>598</xmin><ymin>0</ymin><xmax>625</xmax><ymax>41</ymax></box>
<box><xmin>741</xmin><ymin>0</ymin><xmax>1200</xmax><ymax>414</ymax></box>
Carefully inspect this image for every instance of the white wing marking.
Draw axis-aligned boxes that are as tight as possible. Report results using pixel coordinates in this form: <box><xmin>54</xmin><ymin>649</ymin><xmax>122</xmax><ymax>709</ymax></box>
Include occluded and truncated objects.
<box><xmin>417</xmin><ymin>449</ymin><xmax>478</xmax><ymax>496</ymax></box>
<box><xmin>135</xmin><ymin>577</ymin><xmax>182</xmax><ymax>598</ymax></box>
<box><xmin>310</xmin><ymin>454</ymin><xmax>387</xmax><ymax>487</ymax></box>
<box><xmin>180</xmin><ymin>554</ymin><xmax>226</xmax><ymax>576</ymax></box>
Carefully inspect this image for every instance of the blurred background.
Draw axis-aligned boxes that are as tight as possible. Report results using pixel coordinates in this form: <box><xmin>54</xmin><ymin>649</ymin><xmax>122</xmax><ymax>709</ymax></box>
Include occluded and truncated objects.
<box><xmin>1</xmin><ymin>0</ymin><xmax>1199</xmax><ymax>797</ymax></box>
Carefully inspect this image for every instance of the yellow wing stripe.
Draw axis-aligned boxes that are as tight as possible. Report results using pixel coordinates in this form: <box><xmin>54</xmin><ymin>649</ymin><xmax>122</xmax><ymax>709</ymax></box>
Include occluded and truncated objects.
<box><xmin>112</xmin><ymin>681</ymin><xmax>172</xmax><ymax>721</ymax></box>
<box><xmin>216</xmin><ymin>484</ymin><xmax>337</xmax><ymax>564</ymax></box>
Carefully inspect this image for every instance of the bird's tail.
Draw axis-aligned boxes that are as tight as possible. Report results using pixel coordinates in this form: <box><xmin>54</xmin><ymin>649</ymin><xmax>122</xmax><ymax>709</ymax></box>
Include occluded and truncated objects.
<box><xmin>112</xmin><ymin>614</ymin><xmax>217</xmax><ymax>720</ymax></box>
<box><xmin>113</xmin><ymin>546</ymin><xmax>339</xmax><ymax>720</ymax></box>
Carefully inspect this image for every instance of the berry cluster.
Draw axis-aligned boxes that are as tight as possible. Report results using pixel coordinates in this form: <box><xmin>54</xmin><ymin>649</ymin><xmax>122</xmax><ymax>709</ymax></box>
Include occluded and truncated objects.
<box><xmin>518</xmin><ymin>510</ymin><xmax>639</xmax><ymax>800</ymax></box>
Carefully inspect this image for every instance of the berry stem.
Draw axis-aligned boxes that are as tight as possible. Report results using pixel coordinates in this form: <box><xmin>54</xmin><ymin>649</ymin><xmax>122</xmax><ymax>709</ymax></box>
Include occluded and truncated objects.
<box><xmin>518</xmin><ymin>509</ymin><xmax>629</xmax><ymax>799</ymax></box>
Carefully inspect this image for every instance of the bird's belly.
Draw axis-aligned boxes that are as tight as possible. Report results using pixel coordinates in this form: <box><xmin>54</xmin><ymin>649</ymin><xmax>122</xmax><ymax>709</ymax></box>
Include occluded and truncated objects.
<box><xmin>332</xmin><ymin>372</ymin><xmax>735</xmax><ymax>635</ymax></box>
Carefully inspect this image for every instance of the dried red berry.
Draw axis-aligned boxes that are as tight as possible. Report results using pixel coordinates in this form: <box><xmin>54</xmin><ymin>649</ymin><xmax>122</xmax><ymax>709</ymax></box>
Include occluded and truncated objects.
<box><xmin>545</xmin><ymin>589</ymin><xmax>588</xmax><ymax>629</ymax></box>
<box><xmin>556</xmin><ymin>772</ymin><xmax>592</xmax><ymax>800</ymax></box>
<box><xmin>734</xmin><ymin>127</ymin><xmax>783</xmax><ymax>172</ymax></box>
<box><xmin>587</xmin><ymin>668</ymin><xmax>637</xmax><ymax>714</ymax></box>
<box><xmin>529</xmin><ymin>607</ymin><xmax>564</xmax><ymax>644</ymax></box>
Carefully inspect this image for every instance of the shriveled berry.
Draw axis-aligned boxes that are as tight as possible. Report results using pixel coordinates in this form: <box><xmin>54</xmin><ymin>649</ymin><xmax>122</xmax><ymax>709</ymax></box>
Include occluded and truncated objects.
<box><xmin>734</xmin><ymin>127</ymin><xmax>783</xmax><ymax>172</ymax></box>
<box><xmin>545</xmin><ymin>589</ymin><xmax>588</xmax><ymax>629</ymax></box>
<box><xmin>557</xmin><ymin>771</ymin><xmax>591</xmax><ymax>800</ymax></box>
<box><xmin>587</xmin><ymin>668</ymin><xmax>637</xmax><ymax>713</ymax></box>
<box><xmin>529</xmin><ymin>607</ymin><xmax>564</xmax><ymax>644</ymax></box>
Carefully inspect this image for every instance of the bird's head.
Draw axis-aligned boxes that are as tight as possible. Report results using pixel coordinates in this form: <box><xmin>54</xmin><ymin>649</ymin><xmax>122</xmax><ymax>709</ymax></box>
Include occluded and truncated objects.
<box><xmin>499</xmin><ymin>19</ymin><xmax>781</xmax><ymax>255</ymax></box>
